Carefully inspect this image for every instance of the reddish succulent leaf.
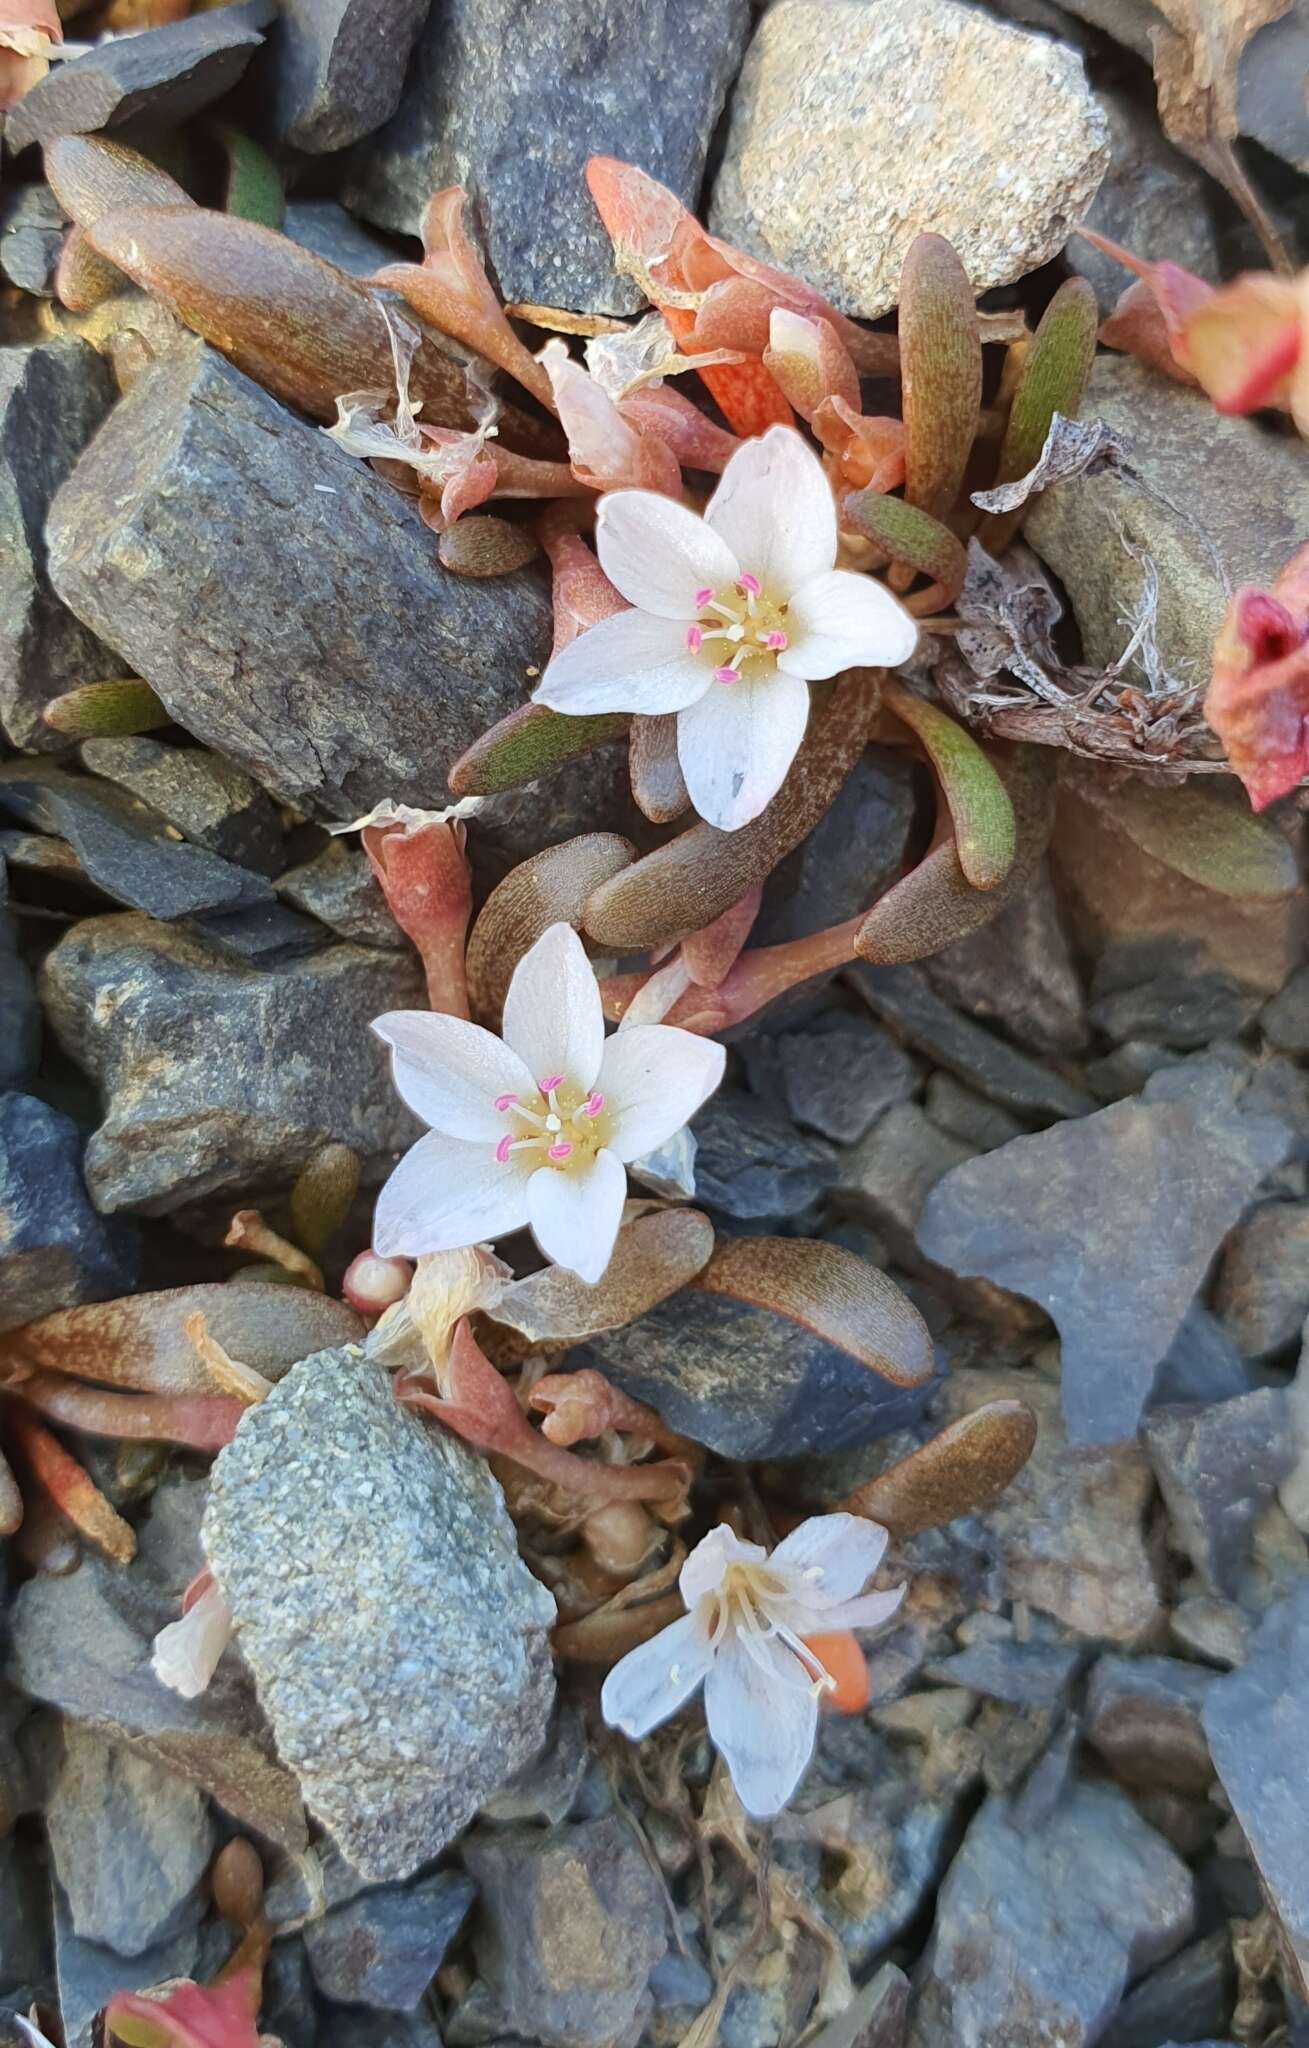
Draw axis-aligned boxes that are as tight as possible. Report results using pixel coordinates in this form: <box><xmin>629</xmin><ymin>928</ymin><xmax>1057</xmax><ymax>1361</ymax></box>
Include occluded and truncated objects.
<box><xmin>5</xmin><ymin>1407</ymin><xmax>135</xmax><ymax>1562</ymax></box>
<box><xmin>619</xmin><ymin>384</ymin><xmax>739</xmax><ymax>473</ymax></box>
<box><xmin>0</xmin><ymin>1285</ymin><xmax>361</xmax><ymax>1397</ymax></box>
<box><xmin>1206</xmin><ymin>542</ymin><xmax>1309</xmax><ymax>808</ymax></box>
<box><xmin>697</xmin><ymin>1237</ymin><xmax>933</xmax><ymax>1389</ymax></box>
<box><xmin>628</xmin><ymin>712</ymin><xmax>689</xmax><ymax>824</ymax></box>
<box><xmin>839</xmin><ymin>1399</ymin><xmax>1038</xmax><ymax>1534</ymax></box>
<box><xmin>465</xmin><ymin>833</ymin><xmax>635</xmax><ymax>1025</ymax></box>
<box><xmin>399</xmin><ymin>1320</ymin><xmax>688</xmax><ymax>1503</ymax></box>
<box><xmin>9</xmin><ymin>1373</ymin><xmax>244</xmax><ymax>1450</ymax></box>
<box><xmin>1099</xmin><ymin>278</ymin><xmax>1203</xmax><ymax>387</ymax></box>
<box><xmin>680</xmin><ymin>887</ymin><xmax>762</xmax><ymax>986</ymax></box>
<box><xmin>44</xmin><ymin>134</ymin><xmax>191</xmax><ymax>225</ymax></box>
<box><xmin>495</xmin><ymin>1208</ymin><xmax>715</xmax><ymax>1343</ymax></box>
<box><xmin>103</xmin><ymin>1965</ymin><xmax>262</xmax><ymax>2048</ymax></box>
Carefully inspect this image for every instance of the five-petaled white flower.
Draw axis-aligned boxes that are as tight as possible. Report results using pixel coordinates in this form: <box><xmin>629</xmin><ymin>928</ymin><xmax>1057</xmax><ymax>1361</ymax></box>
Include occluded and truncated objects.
<box><xmin>601</xmin><ymin>1516</ymin><xmax>905</xmax><ymax>1818</ymax></box>
<box><xmin>532</xmin><ymin>425</ymin><xmax>919</xmax><ymax>832</ymax></box>
<box><xmin>372</xmin><ymin>922</ymin><xmax>725</xmax><ymax>1285</ymax></box>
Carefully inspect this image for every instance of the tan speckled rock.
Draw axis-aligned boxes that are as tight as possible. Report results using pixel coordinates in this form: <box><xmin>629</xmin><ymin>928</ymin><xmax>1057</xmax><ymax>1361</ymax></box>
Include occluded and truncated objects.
<box><xmin>709</xmin><ymin>0</ymin><xmax>1109</xmax><ymax>318</ymax></box>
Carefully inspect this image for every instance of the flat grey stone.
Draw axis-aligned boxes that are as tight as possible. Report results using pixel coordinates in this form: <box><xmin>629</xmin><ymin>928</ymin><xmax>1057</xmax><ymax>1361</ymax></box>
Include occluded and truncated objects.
<box><xmin>1142</xmin><ymin>1388</ymin><xmax>1296</xmax><ymax>1597</ymax></box>
<box><xmin>1214</xmin><ymin>1200</ymin><xmax>1309</xmax><ymax>1360</ymax></box>
<box><xmin>1026</xmin><ymin>356</ymin><xmax>1309</xmax><ymax>685</ymax></box>
<box><xmin>52</xmin><ymin>1884</ymin><xmax>200</xmax><ymax>2048</ymax></box>
<box><xmin>743</xmin><ymin>1011</ymin><xmax>919</xmax><ymax>1145</ymax></box>
<box><xmin>277</xmin><ymin>838</ymin><xmax>407</xmax><ymax>949</ymax></box>
<box><xmin>918</xmin><ymin>1071</ymin><xmax>1293</xmax><ymax>1443</ymax></box>
<box><xmin>0</xmin><ymin>865</ymin><xmax>38</xmax><ymax>1093</ymax></box>
<box><xmin>0</xmin><ymin>1091</ymin><xmax>136</xmax><ymax>1336</ymax></box>
<box><xmin>0</xmin><ymin>338</ymin><xmax>116</xmax><ymax>750</ymax></box>
<box><xmin>46</xmin><ymin>344</ymin><xmax>552</xmax><ymax>823</ymax></box>
<box><xmin>922</xmin><ymin>861</ymin><xmax>1088</xmax><ymax>1057</ymax></box>
<box><xmin>923</xmin><ymin>1639</ymin><xmax>1082</xmax><ymax>1708</ymax></box>
<box><xmin>256</xmin><ymin>0</ymin><xmax>429</xmax><ymax>152</ymax></box>
<box><xmin>45</xmin><ymin>1724</ymin><xmax>212</xmax><ymax>1957</ymax></box>
<box><xmin>1203</xmin><ymin>1581</ymin><xmax>1309</xmax><ymax>1989</ymax></box>
<box><xmin>79</xmin><ymin>737</ymin><xmax>284</xmax><ymax>878</ymax></box>
<box><xmin>0</xmin><ymin>763</ymin><xmax>274</xmax><ymax>922</ymax></box>
<box><xmin>281</xmin><ymin>199</ymin><xmax>402</xmax><ymax>276</ymax></box>
<box><xmin>0</xmin><ymin>182</ymin><xmax>65</xmax><ymax>297</ymax></box>
<box><xmin>1084</xmin><ymin>1654</ymin><xmax>1214</xmax><ymax>1794</ymax></box>
<box><xmin>345</xmin><ymin>0</ymin><xmax>750</xmax><ymax>313</ymax></box>
<box><xmin>5</xmin><ymin>3</ymin><xmax>269</xmax><ymax>151</ymax></box>
<box><xmin>1099</xmin><ymin>1931</ymin><xmax>1235</xmax><ymax>2048</ymax></box>
<box><xmin>909</xmin><ymin>1778</ymin><xmax>1193</xmax><ymax>2047</ymax></box>
<box><xmin>0</xmin><ymin>1834</ymin><xmax>47</xmax><ymax>1996</ymax></box>
<box><xmin>40</xmin><ymin>911</ymin><xmax>422</xmax><ymax>1216</ymax></box>
<box><xmin>1068</xmin><ymin>85</ymin><xmax>1222</xmax><ymax>313</ymax></box>
<box><xmin>837</xmin><ymin>1101</ymin><xmax>976</xmax><ymax>1254</ymax></box>
<box><xmin>850</xmin><ymin>962</ymin><xmax>1093</xmax><ymax>1120</ymax></box>
<box><xmin>689</xmin><ymin>1087</ymin><xmax>837</xmax><ymax>1223</ymax></box>
<box><xmin>460</xmin><ymin>1817</ymin><xmax>665</xmax><ymax>2047</ymax></box>
<box><xmin>1263</xmin><ymin>965</ymin><xmax>1309</xmax><ymax>1057</ymax></box>
<box><xmin>924</xmin><ymin>1075</ymin><xmax>1027</xmax><ymax>1153</ymax></box>
<box><xmin>202</xmin><ymin>1349</ymin><xmax>556</xmax><ymax>1882</ymax></box>
<box><xmin>1150</xmin><ymin>1304</ymin><xmax>1260</xmax><ymax>1409</ymax></box>
<box><xmin>304</xmin><ymin>1867</ymin><xmax>475</xmax><ymax>2008</ymax></box>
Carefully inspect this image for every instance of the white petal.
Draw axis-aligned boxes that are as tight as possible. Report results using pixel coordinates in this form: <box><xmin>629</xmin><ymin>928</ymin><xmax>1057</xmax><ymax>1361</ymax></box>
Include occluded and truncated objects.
<box><xmin>820</xmin><ymin>1584</ymin><xmax>907</xmax><ymax>1632</ymax></box>
<box><xmin>705</xmin><ymin>1632</ymin><xmax>818</xmax><ymax>1819</ymax></box>
<box><xmin>373</xmin><ymin>1131</ymin><xmax>531</xmax><ymax>1258</ymax></box>
<box><xmin>778</xmin><ymin>569</ymin><xmax>919</xmax><ymax>681</ymax></box>
<box><xmin>151</xmin><ymin>1585</ymin><xmax>233</xmax><ymax>1700</ymax></box>
<box><xmin>679</xmin><ymin>1524</ymin><xmax>767</xmax><ymax>1607</ymax></box>
<box><xmin>676</xmin><ymin>671</ymin><xmax>810</xmax><ymax>832</ymax></box>
<box><xmin>534</xmin><ymin>607</ymin><xmax>715</xmax><ymax>717</ymax></box>
<box><xmin>600</xmin><ymin>1611</ymin><xmax>715</xmax><ymax>1738</ymax></box>
<box><xmin>598</xmin><ymin>1024</ymin><xmax>726</xmax><ymax>1163</ymax></box>
<box><xmin>704</xmin><ymin>425</ymin><xmax>836</xmax><ymax>599</ymax></box>
<box><xmin>771</xmin><ymin>1513</ymin><xmax>890</xmax><ymax>1607</ymax></box>
<box><xmin>373</xmin><ymin>1012</ymin><xmax>534</xmax><ymax>1141</ymax></box>
<box><xmin>596</xmin><ymin>488</ymin><xmax>739</xmax><ymax>618</ymax></box>
<box><xmin>526</xmin><ymin>1149</ymin><xmax>627</xmax><ymax>1284</ymax></box>
<box><xmin>501</xmin><ymin>922</ymin><xmax>605</xmax><ymax>1094</ymax></box>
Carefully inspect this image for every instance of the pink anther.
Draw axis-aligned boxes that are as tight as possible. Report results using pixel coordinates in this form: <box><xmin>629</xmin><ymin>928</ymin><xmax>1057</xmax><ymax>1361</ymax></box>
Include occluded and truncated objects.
<box><xmin>765</xmin><ymin>630</ymin><xmax>789</xmax><ymax>651</ymax></box>
<box><xmin>714</xmin><ymin>665</ymin><xmax>738</xmax><ymax>684</ymax></box>
<box><xmin>495</xmin><ymin>1134</ymin><xmax>513</xmax><ymax>1164</ymax></box>
<box><xmin>493</xmin><ymin>1092</ymin><xmax>518</xmax><ymax>1113</ymax></box>
<box><xmin>694</xmin><ymin>586</ymin><xmax>714</xmax><ymax>607</ymax></box>
<box><xmin>538</xmin><ymin>1074</ymin><xmax>564</xmax><ymax>1094</ymax></box>
<box><xmin>547</xmin><ymin>1141</ymin><xmax>573</xmax><ymax>1162</ymax></box>
<box><xmin>584</xmin><ymin>1092</ymin><xmax>605</xmax><ymax>1116</ymax></box>
<box><xmin>686</xmin><ymin>625</ymin><xmax>703</xmax><ymax>653</ymax></box>
<box><xmin>738</xmin><ymin>572</ymin><xmax>761</xmax><ymax>597</ymax></box>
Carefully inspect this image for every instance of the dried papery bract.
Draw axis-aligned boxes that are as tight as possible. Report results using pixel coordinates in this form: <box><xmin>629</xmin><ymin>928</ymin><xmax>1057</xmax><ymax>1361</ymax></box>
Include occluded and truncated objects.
<box><xmin>152</xmin><ymin>1571</ymin><xmax>235</xmax><ymax>1701</ymax></box>
<box><xmin>371</xmin><ymin>187</ymin><xmax>557</xmax><ymax>414</ymax></box>
<box><xmin>349</xmin><ymin>800</ymin><xmax>476</xmax><ymax>1016</ymax></box>
<box><xmin>183</xmin><ymin>1313</ymin><xmax>272</xmax><ymax>1407</ymax></box>
<box><xmin>977</xmin><ymin>278</ymin><xmax>1099</xmax><ymax>556</ymax></box>
<box><xmin>0</xmin><ymin>0</ymin><xmax>60</xmax><ymax>108</ymax></box>
<box><xmin>538</xmin><ymin>338</ymin><xmax>682</xmax><ymax>496</ymax></box>
<box><xmin>369</xmin><ymin>1245</ymin><xmax>510</xmax><ymax>1378</ymax></box>
<box><xmin>899</xmin><ymin>233</ymin><xmax>983</xmax><ymax>521</ymax></box>
<box><xmin>1205</xmin><ymin>542</ymin><xmax>1309</xmax><ymax>808</ymax></box>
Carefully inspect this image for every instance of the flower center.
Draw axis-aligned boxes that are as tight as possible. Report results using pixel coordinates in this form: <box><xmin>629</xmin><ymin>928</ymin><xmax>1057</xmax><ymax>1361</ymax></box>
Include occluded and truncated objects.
<box><xmin>491</xmin><ymin>1076</ymin><xmax>613</xmax><ymax>1176</ymax></box>
<box><xmin>686</xmin><ymin>572</ymin><xmax>790</xmax><ymax>686</ymax></box>
<box><xmin>699</xmin><ymin>1561</ymin><xmax>837</xmax><ymax>1699</ymax></box>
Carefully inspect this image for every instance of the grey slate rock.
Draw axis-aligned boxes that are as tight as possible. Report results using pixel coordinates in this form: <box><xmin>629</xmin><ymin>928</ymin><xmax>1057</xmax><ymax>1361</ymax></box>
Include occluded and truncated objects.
<box><xmin>202</xmin><ymin>1349</ymin><xmax>557</xmax><ymax>1882</ymax></box>
<box><xmin>1214</xmin><ymin>1200</ymin><xmax>1309</xmax><ymax>1359</ymax></box>
<box><xmin>277</xmin><ymin>838</ymin><xmax>405</xmax><ymax>948</ymax></box>
<box><xmin>257</xmin><ymin>0</ymin><xmax>430</xmax><ymax>151</ymax></box>
<box><xmin>1150</xmin><ymin>1304</ymin><xmax>1260</xmax><ymax>1409</ymax></box>
<box><xmin>0</xmin><ymin>764</ymin><xmax>273</xmax><ymax>922</ymax></box>
<box><xmin>40</xmin><ymin>911</ymin><xmax>422</xmax><ymax>1216</ymax></box>
<box><xmin>922</xmin><ymin>1639</ymin><xmax>1082</xmax><ymax>1708</ymax></box>
<box><xmin>1068</xmin><ymin>86</ymin><xmax>1222</xmax><ymax>314</ymax></box>
<box><xmin>79</xmin><ymin>737</ymin><xmax>284</xmax><ymax>878</ymax></box>
<box><xmin>322</xmin><ymin>2011</ymin><xmax>444</xmax><ymax>2048</ymax></box>
<box><xmin>1170</xmin><ymin>1596</ymin><xmax>1251</xmax><ymax>1671</ymax></box>
<box><xmin>185</xmin><ymin>899</ymin><xmax>324</xmax><ymax>965</ymax></box>
<box><xmin>5</xmin><ymin>4</ymin><xmax>270</xmax><ymax>152</ymax></box>
<box><xmin>0</xmin><ymin>183</ymin><xmax>65</xmax><ymax>297</ymax></box>
<box><xmin>52</xmin><ymin>1884</ymin><xmax>200</xmax><ymax>2048</ymax></box>
<box><xmin>921</xmin><ymin>861</ymin><xmax>1088</xmax><ymax>1057</ymax></box>
<box><xmin>924</xmin><ymin>1075</ymin><xmax>1026</xmax><ymax>1153</ymax></box>
<box><xmin>579</xmin><ymin>1269</ymin><xmax>936</xmax><ymax>1461</ymax></box>
<box><xmin>908</xmin><ymin>1779</ymin><xmax>1194</xmax><ymax>2048</ymax></box>
<box><xmin>6</xmin><ymin>1550</ymin><xmax>307</xmax><ymax>1852</ymax></box>
<box><xmin>0</xmin><ymin>338</ymin><xmax>116</xmax><ymax>750</ymax></box>
<box><xmin>917</xmin><ymin>1071</ymin><xmax>1294</xmax><ymax>1443</ymax></box>
<box><xmin>45</xmin><ymin>1724</ymin><xmax>213</xmax><ymax>1958</ymax></box>
<box><xmin>1143</xmin><ymin>1389</ymin><xmax>1296</xmax><ymax>1598</ymax></box>
<box><xmin>1203</xmin><ymin>1581</ymin><xmax>1309</xmax><ymax>1990</ymax></box>
<box><xmin>479</xmin><ymin>1702</ymin><xmax>588</xmax><ymax>1824</ymax></box>
<box><xmin>1089</xmin><ymin>964</ymin><xmax>1263</xmax><ymax>1050</ymax></box>
<box><xmin>1084</xmin><ymin>1655</ymin><xmax>1214</xmax><ymax>1794</ymax></box>
<box><xmin>743</xmin><ymin>1012</ymin><xmax>918</xmax><ymax>1144</ymax></box>
<box><xmin>0</xmin><ymin>865</ymin><xmax>39</xmax><ymax>1091</ymax></box>
<box><xmin>754</xmin><ymin>747</ymin><xmax>918</xmax><ymax>948</ymax></box>
<box><xmin>282</xmin><ymin>198</ymin><xmax>402</xmax><ymax>276</ymax></box>
<box><xmin>345</xmin><ymin>0</ymin><xmax>750</xmax><ymax>314</ymax></box>
<box><xmin>305</xmin><ymin>1867</ymin><xmax>474</xmax><ymax>2009</ymax></box>
<box><xmin>837</xmin><ymin>1101</ymin><xmax>975</xmax><ymax>1259</ymax></box>
<box><xmin>1099</xmin><ymin>1932</ymin><xmax>1235</xmax><ymax>2048</ymax></box>
<box><xmin>1264</xmin><ymin>965</ymin><xmax>1309</xmax><ymax>1056</ymax></box>
<box><xmin>0</xmin><ymin>1834</ymin><xmax>48</xmax><ymax>1995</ymax></box>
<box><xmin>689</xmin><ymin>1088</ymin><xmax>837</xmax><ymax>1223</ymax></box>
<box><xmin>0</xmin><ymin>1091</ymin><xmax>136</xmax><ymax>1335</ymax></box>
<box><xmin>850</xmin><ymin>962</ymin><xmax>1093</xmax><ymax>1120</ymax></box>
<box><xmin>1085</xmin><ymin>1038</ymin><xmax>1185</xmax><ymax>1101</ymax></box>
<box><xmin>46</xmin><ymin>344</ymin><xmax>552</xmax><ymax>822</ymax></box>
<box><xmin>460</xmin><ymin>1816</ymin><xmax>666</xmax><ymax>2047</ymax></box>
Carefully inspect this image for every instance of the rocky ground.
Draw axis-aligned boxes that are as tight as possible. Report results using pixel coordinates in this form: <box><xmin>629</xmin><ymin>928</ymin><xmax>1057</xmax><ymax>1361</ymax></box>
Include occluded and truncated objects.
<box><xmin>1</xmin><ymin>0</ymin><xmax>1308</xmax><ymax>2046</ymax></box>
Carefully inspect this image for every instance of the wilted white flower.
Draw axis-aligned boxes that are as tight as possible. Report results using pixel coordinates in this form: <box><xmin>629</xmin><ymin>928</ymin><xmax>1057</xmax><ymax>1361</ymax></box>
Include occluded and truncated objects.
<box><xmin>601</xmin><ymin>1516</ymin><xmax>904</xmax><ymax>1818</ymax></box>
<box><xmin>372</xmin><ymin>923</ymin><xmax>724</xmax><ymax>1285</ymax></box>
<box><xmin>152</xmin><ymin>1580</ymin><xmax>233</xmax><ymax>1701</ymax></box>
<box><xmin>532</xmin><ymin>425</ymin><xmax>918</xmax><ymax>831</ymax></box>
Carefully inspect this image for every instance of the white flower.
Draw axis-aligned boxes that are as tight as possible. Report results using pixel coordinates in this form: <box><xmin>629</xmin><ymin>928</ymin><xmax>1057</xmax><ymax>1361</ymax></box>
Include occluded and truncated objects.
<box><xmin>601</xmin><ymin>1515</ymin><xmax>905</xmax><ymax>1818</ymax></box>
<box><xmin>372</xmin><ymin>922</ymin><xmax>725</xmax><ymax>1286</ymax></box>
<box><xmin>532</xmin><ymin>425</ymin><xmax>919</xmax><ymax>832</ymax></box>
<box><xmin>151</xmin><ymin>1581</ymin><xmax>234</xmax><ymax>1700</ymax></box>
